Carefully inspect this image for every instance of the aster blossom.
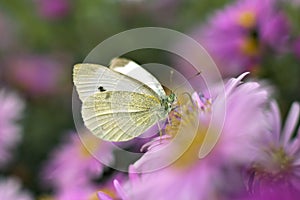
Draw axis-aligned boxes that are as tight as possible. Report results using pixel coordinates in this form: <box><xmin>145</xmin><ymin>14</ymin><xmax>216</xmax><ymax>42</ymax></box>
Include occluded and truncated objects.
<box><xmin>0</xmin><ymin>89</ymin><xmax>24</xmax><ymax>168</ymax></box>
<box><xmin>5</xmin><ymin>54</ymin><xmax>65</xmax><ymax>97</ymax></box>
<box><xmin>42</xmin><ymin>131</ymin><xmax>114</xmax><ymax>196</ymax></box>
<box><xmin>245</xmin><ymin>101</ymin><xmax>300</xmax><ymax>199</ymax></box>
<box><xmin>200</xmin><ymin>0</ymin><xmax>290</xmax><ymax>76</ymax></box>
<box><xmin>35</xmin><ymin>0</ymin><xmax>70</xmax><ymax>20</ymax></box>
<box><xmin>97</xmin><ymin>73</ymin><xmax>271</xmax><ymax>200</ymax></box>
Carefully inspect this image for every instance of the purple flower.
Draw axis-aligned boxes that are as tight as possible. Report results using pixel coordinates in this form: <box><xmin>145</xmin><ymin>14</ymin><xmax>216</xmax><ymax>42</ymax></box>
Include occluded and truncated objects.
<box><xmin>35</xmin><ymin>0</ymin><xmax>70</xmax><ymax>20</ymax></box>
<box><xmin>244</xmin><ymin>101</ymin><xmax>300</xmax><ymax>198</ymax></box>
<box><xmin>42</xmin><ymin>132</ymin><xmax>114</xmax><ymax>194</ymax></box>
<box><xmin>0</xmin><ymin>90</ymin><xmax>24</xmax><ymax>168</ymax></box>
<box><xmin>5</xmin><ymin>54</ymin><xmax>65</xmax><ymax>97</ymax></box>
<box><xmin>0</xmin><ymin>177</ymin><xmax>33</xmax><ymax>200</ymax></box>
<box><xmin>100</xmin><ymin>73</ymin><xmax>271</xmax><ymax>199</ymax></box>
<box><xmin>293</xmin><ymin>38</ymin><xmax>300</xmax><ymax>59</ymax></box>
<box><xmin>199</xmin><ymin>0</ymin><xmax>290</xmax><ymax>76</ymax></box>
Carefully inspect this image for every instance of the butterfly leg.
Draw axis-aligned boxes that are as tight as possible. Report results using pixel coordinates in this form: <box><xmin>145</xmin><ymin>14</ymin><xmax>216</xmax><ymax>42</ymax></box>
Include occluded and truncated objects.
<box><xmin>156</xmin><ymin>117</ymin><xmax>163</xmax><ymax>143</ymax></box>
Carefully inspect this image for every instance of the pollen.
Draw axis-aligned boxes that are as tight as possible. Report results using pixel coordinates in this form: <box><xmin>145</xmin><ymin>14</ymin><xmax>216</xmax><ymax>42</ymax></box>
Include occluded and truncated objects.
<box><xmin>250</xmin><ymin>146</ymin><xmax>294</xmax><ymax>187</ymax></box>
<box><xmin>165</xmin><ymin>94</ymin><xmax>209</xmax><ymax>169</ymax></box>
<box><xmin>271</xmin><ymin>147</ymin><xmax>293</xmax><ymax>172</ymax></box>
<box><xmin>172</xmin><ymin>128</ymin><xmax>207</xmax><ymax>169</ymax></box>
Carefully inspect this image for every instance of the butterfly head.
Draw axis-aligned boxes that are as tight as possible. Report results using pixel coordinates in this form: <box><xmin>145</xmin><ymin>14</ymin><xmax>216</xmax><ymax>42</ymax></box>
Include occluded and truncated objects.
<box><xmin>162</xmin><ymin>93</ymin><xmax>177</xmax><ymax>113</ymax></box>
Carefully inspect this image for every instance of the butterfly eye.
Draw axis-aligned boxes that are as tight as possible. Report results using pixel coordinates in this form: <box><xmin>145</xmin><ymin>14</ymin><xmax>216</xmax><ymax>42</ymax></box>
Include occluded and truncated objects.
<box><xmin>167</xmin><ymin>93</ymin><xmax>175</xmax><ymax>103</ymax></box>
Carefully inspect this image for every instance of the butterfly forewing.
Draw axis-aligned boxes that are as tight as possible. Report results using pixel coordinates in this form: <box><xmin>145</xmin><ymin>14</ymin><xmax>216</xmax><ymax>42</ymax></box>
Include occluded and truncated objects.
<box><xmin>73</xmin><ymin>63</ymin><xmax>158</xmax><ymax>102</ymax></box>
<box><xmin>81</xmin><ymin>91</ymin><xmax>164</xmax><ymax>141</ymax></box>
<box><xmin>109</xmin><ymin>58</ymin><xmax>166</xmax><ymax>98</ymax></box>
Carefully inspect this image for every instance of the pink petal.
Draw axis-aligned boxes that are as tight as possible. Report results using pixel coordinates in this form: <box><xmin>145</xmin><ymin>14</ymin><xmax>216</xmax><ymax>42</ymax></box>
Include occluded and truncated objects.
<box><xmin>97</xmin><ymin>192</ymin><xmax>113</xmax><ymax>200</ymax></box>
<box><xmin>270</xmin><ymin>101</ymin><xmax>281</xmax><ymax>142</ymax></box>
<box><xmin>282</xmin><ymin>102</ymin><xmax>300</xmax><ymax>146</ymax></box>
<box><xmin>113</xmin><ymin>179</ymin><xmax>128</xmax><ymax>200</ymax></box>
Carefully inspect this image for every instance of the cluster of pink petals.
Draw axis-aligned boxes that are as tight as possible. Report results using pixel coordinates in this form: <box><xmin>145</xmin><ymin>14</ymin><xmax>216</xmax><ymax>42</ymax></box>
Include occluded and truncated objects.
<box><xmin>244</xmin><ymin>101</ymin><xmax>300</xmax><ymax>198</ymax></box>
<box><xmin>35</xmin><ymin>0</ymin><xmax>71</xmax><ymax>20</ymax></box>
<box><xmin>5</xmin><ymin>54</ymin><xmax>65</xmax><ymax>97</ymax></box>
<box><xmin>293</xmin><ymin>38</ymin><xmax>300</xmax><ymax>60</ymax></box>
<box><xmin>42</xmin><ymin>132</ymin><xmax>114</xmax><ymax>198</ymax></box>
<box><xmin>0</xmin><ymin>177</ymin><xmax>33</xmax><ymax>200</ymax></box>
<box><xmin>0</xmin><ymin>90</ymin><xmax>24</xmax><ymax>168</ymax></box>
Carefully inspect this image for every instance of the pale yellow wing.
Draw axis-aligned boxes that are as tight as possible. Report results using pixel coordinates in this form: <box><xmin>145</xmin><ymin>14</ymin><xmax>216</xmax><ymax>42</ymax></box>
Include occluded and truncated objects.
<box><xmin>109</xmin><ymin>58</ymin><xmax>166</xmax><ymax>98</ymax></box>
<box><xmin>73</xmin><ymin>63</ymin><xmax>158</xmax><ymax>102</ymax></box>
<box><xmin>81</xmin><ymin>91</ymin><xmax>164</xmax><ymax>141</ymax></box>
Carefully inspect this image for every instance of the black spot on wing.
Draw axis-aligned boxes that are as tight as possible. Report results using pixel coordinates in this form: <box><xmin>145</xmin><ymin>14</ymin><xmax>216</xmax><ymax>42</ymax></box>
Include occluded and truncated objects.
<box><xmin>98</xmin><ymin>86</ymin><xmax>106</xmax><ymax>92</ymax></box>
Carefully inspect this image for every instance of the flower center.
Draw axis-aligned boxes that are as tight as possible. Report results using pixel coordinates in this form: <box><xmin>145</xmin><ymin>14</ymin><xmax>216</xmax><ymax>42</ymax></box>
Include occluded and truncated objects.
<box><xmin>238</xmin><ymin>11</ymin><xmax>256</xmax><ymax>28</ymax></box>
<box><xmin>240</xmin><ymin>37</ymin><xmax>259</xmax><ymax>56</ymax></box>
<box><xmin>270</xmin><ymin>146</ymin><xmax>293</xmax><ymax>172</ymax></box>
<box><xmin>165</xmin><ymin>94</ymin><xmax>212</xmax><ymax>169</ymax></box>
<box><xmin>172</xmin><ymin>128</ymin><xmax>207</xmax><ymax>169</ymax></box>
<box><xmin>250</xmin><ymin>146</ymin><xmax>294</xmax><ymax>188</ymax></box>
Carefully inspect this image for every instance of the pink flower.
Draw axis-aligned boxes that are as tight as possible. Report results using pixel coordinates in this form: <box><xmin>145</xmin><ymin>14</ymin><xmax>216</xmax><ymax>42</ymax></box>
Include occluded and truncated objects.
<box><xmin>245</xmin><ymin>101</ymin><xmax>300</xmax><ymax>198</ymax></box>
<box><xmin>100</xmin><ymin>73</ymin><xmax>271</xmax><ymax>199</ymax></box>
<box><xmin>35</xmin><ymin>0</ymin><xmax>70</xmax><ymax>20</ymax></box>
<box><xmin>0</xmin><ymin>177</ymin><xmax>33</xmax><ymax>200</ymax></box>
<box><xmin>42</xmin><ymin>131</ymin><xmax>114</xmax><ymax>194</ymax></box>
<box><xmin>293</xmin><ymin>38</ymin><xmax>300</xmax><ymax>60</ymax></box>
<box><xmin>0</xmin><ymin>90</ymin><xmax>24</xmax><ymax>168</ymax></box>
<box><xmin>5</xmin><ymin>54</ymin><xmax>65</xmax><ymax>97</ymax></box>
<box><xmin>199</xmin><ymin>0</ymin><xmax>290</xmax><ymax>76</ymax></box>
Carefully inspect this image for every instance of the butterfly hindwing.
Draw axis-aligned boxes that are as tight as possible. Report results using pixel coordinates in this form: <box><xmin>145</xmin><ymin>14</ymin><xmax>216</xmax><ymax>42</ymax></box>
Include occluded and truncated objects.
<box><xmin>81</xmin><ymin>91</ymin><xmax>163</xmax><ymax>141</ymax></box>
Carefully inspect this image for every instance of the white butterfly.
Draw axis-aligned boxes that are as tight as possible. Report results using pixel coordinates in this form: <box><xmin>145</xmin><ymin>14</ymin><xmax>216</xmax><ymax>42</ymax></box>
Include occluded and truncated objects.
<box><xmin>73</xmin><ymin>58</ymin><xmax>176</xmax><ymax>142</ymax></box>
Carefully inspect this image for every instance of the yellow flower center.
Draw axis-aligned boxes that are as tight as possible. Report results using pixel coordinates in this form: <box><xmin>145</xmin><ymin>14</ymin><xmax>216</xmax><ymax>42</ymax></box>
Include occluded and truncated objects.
<box><xmin>240</xmin><ymin>37</ymin><xmax>259</xmax><ymax>56</ymax></box>
<box><xmin>271</xmin><ymin>146</ymin><xmax>293</xmax><ymax>172</ymax></box>
<box><xmin>238</xmin><ymin>11</ymin><xmax>256</xmax><ymax>28</ymax></box>
<box><xmin>251</xmin><ymin>146</ymin><xmax>294</xmax><ymax>185</ymax></box>
<box><xmin>172</xmin><ymin>128</ymin><xmax>207</xmax><ymax>169</ymax></box>
<box><xmin>165</xmin><ymin>94</ymin><xmax>215</xmax><ymax>169</ymax></box>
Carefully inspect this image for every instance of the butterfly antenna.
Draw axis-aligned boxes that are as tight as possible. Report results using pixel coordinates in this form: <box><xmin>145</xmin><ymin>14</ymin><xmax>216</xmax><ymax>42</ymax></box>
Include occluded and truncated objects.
<box><xmin>170</xmin><ymin>70</ymin><xmax>174</xmax><ymax>88</ymax></box>
<box><xmin>167</xmin><ymin>115</ymin><xmax>171</xmax><ymax>124</ymax></box>
<box><xmin>173</xmin><ymin>71</ymin><xmax>202</xmax><ymax>94</ymax></box>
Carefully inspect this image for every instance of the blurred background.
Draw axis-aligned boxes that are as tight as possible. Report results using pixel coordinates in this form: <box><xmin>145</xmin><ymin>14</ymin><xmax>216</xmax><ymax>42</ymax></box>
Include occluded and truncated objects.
<box><xmin>0</xmin><ymin>0</ymin><xmax>299</xmax><ymax>199</ymax></box>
